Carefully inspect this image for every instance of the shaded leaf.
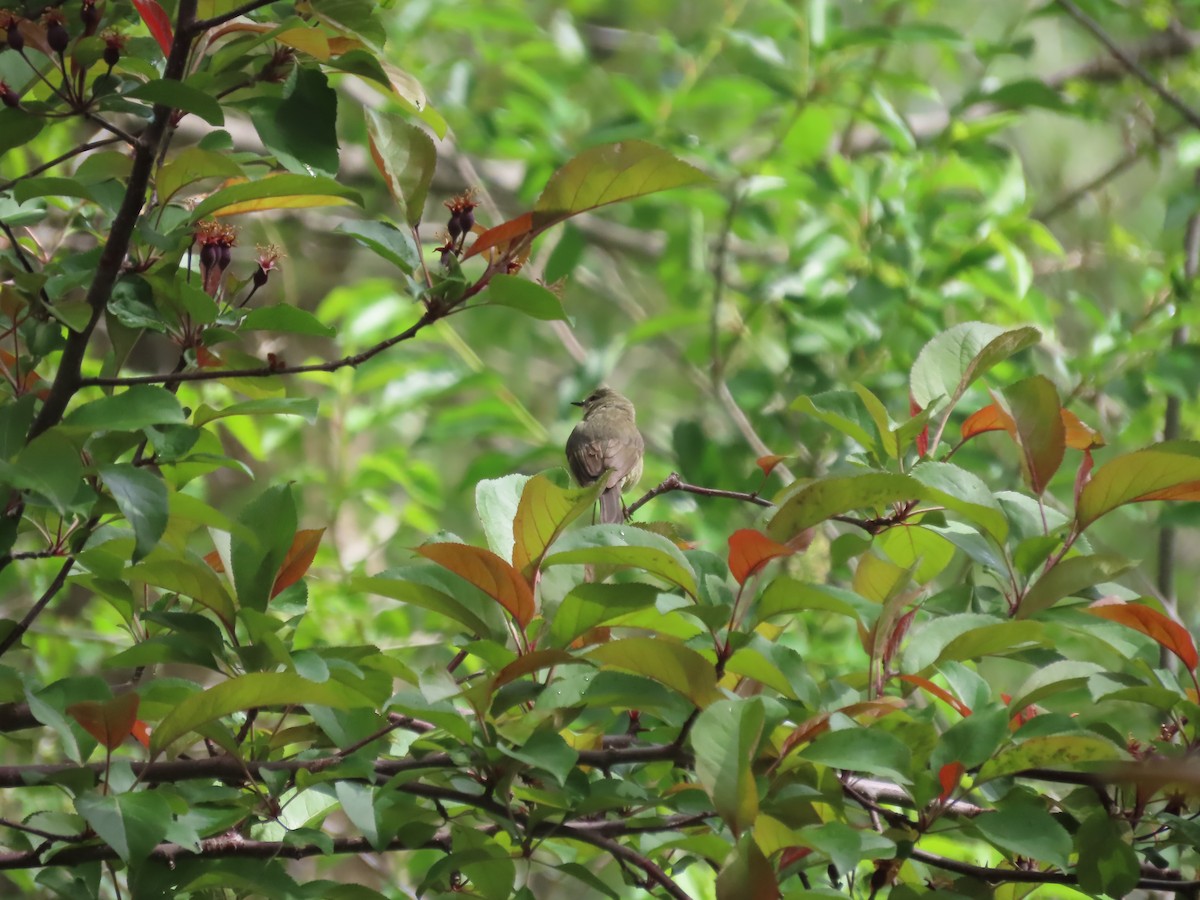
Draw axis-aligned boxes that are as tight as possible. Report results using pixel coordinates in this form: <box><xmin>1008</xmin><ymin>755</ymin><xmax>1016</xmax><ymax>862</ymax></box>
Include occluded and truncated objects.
<box><xmin>127</xmin><ymin>79</ymin><xmax>224</xmax><ymax>125</ymax></box>
<box><xmin>1001</xmin><ymin>376</ymin><xmax>1065</xmax><ymax>495</ymax></box>
<box><xmin>63</xmin><ymin>385</ymin><xmax>185</xmax><ymax>432</ymax></box>
<box><xmin>67</xmin><ymin>694</ymin><xmax>140</xmax><ymax>750</ymax></box>
<box><xmin>75</xmin><ymin>792</ymin><xmax>171</xmax><ymax>865</ymax></box>
<box><xmin>365</xmin><ymin>109</ymin><xmax>437</xmax><ymax>228</ymax></box>
<box><xmin>1018</xmin><ymin>553</ymin><xmax>1132</xmax><ymax>619</ymax></box>
<box><xmin>485</xmin><ymin>274</ymin><xmax>568</xmax><ymax>322</ymax></box>
<box><xmin>693</xmin><ymin>698</ymin><xmax>765</xmax><ymax>835</ymax></box>
<box><xmin>99</xmin><ymin>465</ymin><xmax>168</xmax><ymax>563</ymax></box>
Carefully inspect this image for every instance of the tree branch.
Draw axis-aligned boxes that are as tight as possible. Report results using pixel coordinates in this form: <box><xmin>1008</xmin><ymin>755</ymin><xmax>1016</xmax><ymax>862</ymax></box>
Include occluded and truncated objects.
<box><xmin>0</xmin><ymin>555</ymin><xmax>76</xmax><ymax>659</ymax></box>
<box><xmin>910</xmin><ymin>848</ymin><xmax>1199</xmax><ymax>892</ymax></box>
<box><xmin>1055</xmin><ymin>0</ymin><xmax>1200</xmax><ymax>130</ymax></box>
<box><xmin>625</xmin><ymin>471</ymin><xmax>773</xmax><ymax>519</ymax></box>
<box><xmin>26</xmin><ymin>0</ymin><xmax>200</xmax><ymax>440</ymax></box>
<box><xmin>188</xmin><ymin>0</ymin><xmax>279</xmax><ymax>33</ymax></box>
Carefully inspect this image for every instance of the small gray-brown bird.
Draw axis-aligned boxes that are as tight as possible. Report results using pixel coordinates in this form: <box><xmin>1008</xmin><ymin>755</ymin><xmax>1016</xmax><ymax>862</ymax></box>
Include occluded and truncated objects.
<box><xmin>566</xmin><ymin>387</ymin><xmax>644</xmax><ymax>524</ymax></box>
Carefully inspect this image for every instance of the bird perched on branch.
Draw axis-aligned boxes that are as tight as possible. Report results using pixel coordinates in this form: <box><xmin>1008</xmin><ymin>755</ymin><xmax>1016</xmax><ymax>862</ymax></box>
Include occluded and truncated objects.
<box><xmin>566</xmin><ymin>387</ymin><xmax>644</xmax><ymax>524</ymax></box>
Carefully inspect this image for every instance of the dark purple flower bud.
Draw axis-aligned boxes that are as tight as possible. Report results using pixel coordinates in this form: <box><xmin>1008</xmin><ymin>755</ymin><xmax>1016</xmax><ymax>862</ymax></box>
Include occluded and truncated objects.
<box><xmin>216</xmin><ymin>243</ymin><xmax>232</xmax><ymax>271</ymax></box>
<box><xmin>0</xmin><ymin>82</ymin><xmax>18</xmax><ymax>108</ymax></box>
<box><xmin>47</xmin><ymin>22</ymin><xmax>69</xmax><ymax>54</ymax></box>
<box><xmin>7</xmin><ymin>23</ymin><xmax>25</xmax><ymax>53</ymax></box>
<box><xmin>81</xmin><ymin>0</ymin><xmax>100</xmax><ymax>35</ymax></box>
<box><xmin>103</xmin><ymin>42</ymin><xmax>118</xmax><ymax>67</ymax></box>
<box><xmin>199</xmin><ymin>242</ymin><xmax>218</xmax><ymax>270</ymax></box>
<box><xmin>253</xmin><ymin>266</ymin><xmax>269</xmax><ymax>288</ymax></box>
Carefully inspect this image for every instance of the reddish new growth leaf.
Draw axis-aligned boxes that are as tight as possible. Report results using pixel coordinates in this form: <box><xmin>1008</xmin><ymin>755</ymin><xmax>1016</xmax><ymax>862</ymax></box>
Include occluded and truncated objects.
<box><xmin>962</xmin><ymin>403</ymin><xmax>1104</xmax><ymax>451</ymax></box>
<box><xmin>1000</xmin><ymin>692</ymin><xmax>1039</xmax><ymax>729</ymax></box>
<box><xmin>418</xmin><ymin>542</ymin><xmax>536</xmax><ymax>627</ymax></box>
<box><xmin>131</xmin><ymin>719</ymin><xmax>151</xmax><ymax>749</ymax></box>
<box><xmin>898</xmin><ymin>674</ymin><xmax>971</xmax><ymax>717</ymax></box>
<box><xmin>727</xmin><ymin>529</ymin><xmax>797</xmax><ymax>585</ymax></box>
<box><xmin>909</xmin><ymin>394</ymin><xmax>928</xmax><ymax>457</ymax></box>
<box><xmin>67</xmin><ymin>693</ymin><xmax>140</xmax><ymax>750</ymax></box>
<box><xmin>756</xmin><ymin>454</ymin><xmax>788</xmax><ymax>477</ymax></box>
<box><xmin>1087</xmin><ymin>599</ymin><xmax>1198</xmax><ymax>672</ymax></box>
<box><xmin>938</xmin><ymin>761</ymin><xmax>965</xmax><ymax>801</ymax></box>
<box><xmin>130</xmin><ymin>0</ymin><xmax>172</xmax><ymax>56</ymax></box>
<box><xmin>271</xmin><ymin>528</ymin><xmax>324</xmax><ymax>598</ymax></box>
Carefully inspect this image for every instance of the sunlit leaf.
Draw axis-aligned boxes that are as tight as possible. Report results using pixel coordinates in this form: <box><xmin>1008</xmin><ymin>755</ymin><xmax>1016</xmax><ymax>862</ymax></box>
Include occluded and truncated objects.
<box><xmin>271</xmin><ymin>528</ymin><xmax>324</xmax><ymax>598</ymax></box>
<box><xmin>587</xmin><ymin>637</ymin><xmax>720</xmax><ymax>707</ymax></box>
<box><xmin>693</xmin><ymin>698</ymin><xmax>765</xmax><ymax>835</ymax></box>
<box><xmin>1076</xmin><ymin>443</ymin><xmax>1200</xmax><ymax>528</ymax></box>
<box><xmin>190</xmin><ymin>174</ymin><xmax>361</xmax><ymax>220</ymax></box>
<box><xmin>511</xmin><ymin>473</ymin><xmax>604</xmax><ymax>579</ymax></box>
<box><xmin>365</xmin><ymin>109</ymin><xmax>436</xmax><ymax>228</ymax></box>
<box><xmin>1087</xmin><ymin>599</ymin><xmax>1198</xmax><ymax>671</ymax></box>
<box><xmin>727</xmin><ymin>529</ymin><xmax>796</xmax><ymax>586</ymax></box>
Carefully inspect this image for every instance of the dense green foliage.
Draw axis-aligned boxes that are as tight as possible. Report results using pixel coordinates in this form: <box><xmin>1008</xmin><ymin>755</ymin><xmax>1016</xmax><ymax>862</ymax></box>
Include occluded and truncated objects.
<box><xmin>4</xmin><ymin>0</ymin><xmax>1200</xmax><ymax>898</ymax></box>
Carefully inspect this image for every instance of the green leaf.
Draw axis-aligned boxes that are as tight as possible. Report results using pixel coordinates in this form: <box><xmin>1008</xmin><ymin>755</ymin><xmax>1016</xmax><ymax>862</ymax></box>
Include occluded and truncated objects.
<box><xmin>511</xmin><ymin>472</ymin><xmax>605</xmax><ymax>577</ymax></box>
<box><xmin>157</xmin><ymin>147</ymin><xmax>244</xmax><ymax>201</ymax></box>
<box><xmin>0</xmin><ymin>108</ymin><xmax>44</xmax><ymax>159</ymax></box>
<box><xmin>336</xmin><ymin>220</ymin><xmax>420</xmax><ymax>274</ymax></box>
<box><xmin>1076</xmin><ymin>442</ymin><xmax>1200</xmax><ymax>529</ymax></box>
<box><xmin>535</xmin><ymin>140</ymin><xmax>712</xmax><ymax>225</ymax></box>
<box><xmin>543</xmin><ymin>525</ymin><xmax>699</xmax><ymax>598</ymax></box>
<box><xmin>240</xmin><ymin>305</ymin><xmax>335</xmax><ymax>337</ymax></box>
<box><xmin>8</xmin><ymin>429</ymin><xmax>82</xmax><ymax>514</ymax></box>
<box><xmin>75</xmin><ymin>792</ymin><xmax>172</xmax><ymax>864</ymax></box>
<box><xmin>364</xmin><ymin>109</ymin><xmax>437</xmax><ymax>227</ymax></box>
<box><xmin>1007</xmin><ymin>660</ymin><xmax>1105</xmax><ymax>713</ymax></box>
<box><xmin>716</xmin><ymin>833</ymin><xmax>780</xmax><ymax>900</ymax></box>
<box><xmin>474</xmin><ymin>473</ymin><xmax>529</xmax><ymax>562</ymax></box>
<box><xmin>150</xmin><ymin>671</ymin><xmax>374</xmax><ymax>755</ymax></box>
<box><xmin>756</xmin><ymin>577</ymin><xmax>872</xmax><ymax>625</ymax></box>
<box><xmin>910</xmin><ymin>322</ymin><xmax>1041</xmax><ymax>412</ymax></box>
<box><xmin>1075</xmin><ymin>812</ymin><xmax>1138</xmax><ymax>897</ymax></box>
<box><xmin>193</xmin><ymin>397</ymin><xmax>319</xmax><ymax>426</ymax></box>
<box><xmin>587</xmin><ymin>637</ymin><xmax>721</xmax><ymax>707</ymax></box>
<box><xmin>973</xmin><ymin>800</ymin><xmax>1072</xmax><ymax>869</ymax></box>
<box><xmin>99</xmin><ymin>465</ymin><xmax>168</xmax><ymax>563</ymax></box>
<box><xmin>190</xmin><ymin>174</ymin><xmax>361</xmax><ymax>220</ymax></box>
<box><xmin>129</xmin><ymin>553</ymin><xmax>235</xmax><ymax>628</ymax></box>
<box><xmin>127</xmin><ymin>79</ymin><xmax>225</xmax><ymax>126</ymax></box>
<box><xmin>550</xmin><ymin>582</ymin><xmax>661</xmax><ymax>647</ymax></box>
<box><xmin>799</xmin><ymin>727</ymin><xmax>912</xmax><ymax>783</ymax></box>
<box><xmin>977</xmin><ymin>734</ymin><xmax>1126</xmax><ymax>782</ymax></box>
<box><xmin>692</xmin><ymin>698</ymin><xmax>765</xmax><ymax>835</ymax></box>
<box><xmin>931</xmin><ymin>703</ymin><xmax>1009</xmax><ymax>771</ymax></box>
<box><xmin>230</xmin><ymin>484</ymin><xmax>297</xmax><ymax>611</ymax></box>
<box><xmin>792</xmin><ymin>391</ymin><xmax>881</xmax><ymax>459</ymax></box>
<box><xmin>1018</xmin><ymin>553</ymin><xmax>1133</xmax><ymax>618</ymax></box>
<box><xmin>768</xmin><ymin>469</ymin><xmax>1007</xmax><ymax>544</ymax></box>
<box><xmin>1001</xmin><ymin>375</ymin><xmax>1065</xmax><ymax>495</ymax></box>
<box><xmin>485</xmin><ymin>274</ymin><xmax>568</xmax><ymax>322</ymax></box>
<box><xmin>250</xmin><ymin>67</ymin><xmax>339</xmax><ymax>176</ymax></box>
<box><xmin>351</xmin><ymin>575</ymin><xmax>496</xmax><ymax>638</ymax></box>
<box><xmin>63</xmin><ymin>385</ymin><xmax>186</xmax><ymax>432</ymax></box>
<box><xmin>335</xmin><ymin>782</ymin><xmax>382</xmax><ymax>849</ymax></box>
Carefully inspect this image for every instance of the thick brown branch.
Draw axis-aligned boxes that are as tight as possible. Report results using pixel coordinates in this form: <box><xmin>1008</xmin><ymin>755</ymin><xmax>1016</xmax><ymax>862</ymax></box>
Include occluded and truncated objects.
<box><xmin>27</xmin><ymin>0</ymin><xmax>200</xmax><ymax>440</ymax></box>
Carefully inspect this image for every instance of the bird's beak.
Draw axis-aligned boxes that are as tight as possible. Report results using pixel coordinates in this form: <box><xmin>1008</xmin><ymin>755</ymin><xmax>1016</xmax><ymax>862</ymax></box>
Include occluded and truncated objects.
<box><xmin>571</xmin><ymin>400</ymin><xmax>585</xmax><ymax>407</ymax></box>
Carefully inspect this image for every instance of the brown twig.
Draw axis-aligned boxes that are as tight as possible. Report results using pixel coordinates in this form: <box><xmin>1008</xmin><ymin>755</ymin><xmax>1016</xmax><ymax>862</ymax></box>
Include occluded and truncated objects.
<box><xmin>1055</xmin><ymin>0</ymin><xmax>1200</xmax><ymax>130</ymax></box>
<box><xmin>0</xmin><ymin>556</ymin><xmax>76</xmax><ymax>659</ymax></box>
<box><xmin>625</xmin><ymin>472</ymin><xmax>772</xmax><ymax>519</ymax></box>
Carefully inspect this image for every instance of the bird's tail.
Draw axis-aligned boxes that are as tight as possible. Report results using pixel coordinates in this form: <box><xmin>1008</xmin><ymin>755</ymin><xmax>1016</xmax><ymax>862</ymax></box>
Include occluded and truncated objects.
<box><xmin>599</xmin><ymin>487</ymin><xmax>623</xmax><ymax>524</ymax></box>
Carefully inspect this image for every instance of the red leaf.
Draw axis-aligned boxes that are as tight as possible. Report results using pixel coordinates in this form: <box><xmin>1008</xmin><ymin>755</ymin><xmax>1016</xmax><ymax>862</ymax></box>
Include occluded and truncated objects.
<box><xmin>961</xmin><ymin>403</ymin><xmax>1013</xmax><ymax>441</ymax></box>
<box><xmin>938</xmin><ymin>762</ymin><xmax>964</xmax><ymax>801</ymax></box>
<box><xmin>756</xmin><ymin>454</ymin><xmax>788</xmax><ymax>477</ymax></box>
<box><xmin>727</xmin><ymin>529</ymin><xmax>796</xmax><ymax>585</ymax></box>
<box><xmin>204</xmin><ymin>549</ymin><xmax>224</xmax><ymax>572</ymax></box>
<box><xmin>461</xmin><ymin>212</ymin><xmax>534</xmax><ymax>261</ymax></box>
<box><xmin>881</xmin><ymin>607</ymin><xmax>917</xmax><ymax>671</ymax></box>
<box><xmin>910</xmin><ymin>394</ymin><xmax>929</xmax><ymax>458</ymax></box>
<box><xmin>67</xmin><ymin>694</ymin><xmax>140</xmax><ymax>750</ymax></box>
<box><xmin>1087</xmin><ymin>599</ymin><xmax>1198</xmax><ymax>671</ymax></box>
<box><xmin>132</xmin><ymin>720</ymin><xmax>151</xmax><ymax>749</ymax></box>
<box><xmin>418</xmin><ymin>542</ymin><xmax>536</xmax><ymax>627</ymax></box>
<box><xmin>898</xmin><ymin>674</ymin><xmax>971</xmax><ymax>717</ymax></box>
<box><xmin>271</xmin><ymin>528</ymin><xmax>324</xmax><ymax>598</ymax></box>
<box><xmin>1001</xmin><ymin>692</ymin><xmax>1039</xmax><ymax>729</ymax></box>
<box><xmin>779</xmin><ymin>847</ymin><xmax>813</xmax><ymax>869</ymax></box>
<box><xmin>131</xmin><ymin>0</ymin><xmax>173</xmax><ymax>56</ymax></box>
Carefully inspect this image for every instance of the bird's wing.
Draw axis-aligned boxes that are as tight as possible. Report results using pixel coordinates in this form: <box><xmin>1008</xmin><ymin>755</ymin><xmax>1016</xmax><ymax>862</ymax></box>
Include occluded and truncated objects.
<box><xmin>600</xmin><ymin>432</ymin><xmax>643</xmax><ymax>490</ymax></box>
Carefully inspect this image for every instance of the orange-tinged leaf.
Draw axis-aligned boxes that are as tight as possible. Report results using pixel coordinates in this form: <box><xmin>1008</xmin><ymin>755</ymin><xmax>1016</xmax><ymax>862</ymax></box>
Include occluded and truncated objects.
<box><xmin>727</xmin><ymin>529</ymin><xmax>796</xmax><ymax>585</ymax></box>
<box><xmin>418</xmin><ymin>542</ymin><xmax>535</xmax><ymax>627</ymax></box>
<box><xmin>1087</xmin><ymin>600</ymin><xmax>1198</xmax><ymax>671</ymax></box>
<box><xmin>67</xmin><ymin>694</ymin><xmax>140</xmax><ymax>751</ymax></box>
<box><xmin>756</xmin><ymin>454</ymin><xmax>788</xmax><ymax>477</ymax></box>
<box><xmin>910</xmin><ymin>393</ymin><xmax>929</xmax><ymax>458</ymax></box>
<box><xmin>212</xmin><ymin>193</ymin><xmax>356</xmax><ymax>217</ymax></box>
<box><xmin>512</xmin><ymin>474</ymin><xmax>604</xmax><ymax>580</ymax></box>
<box><xmin>204</xmin><ymin>549</ymin><xmax>224</xmax><ymax>572</ymax></box>
<box><xmin>462</xmin><ymin>212</ymin><xmax>534</xmax><ymax>261</ymax></box>
<box><xmin>271</xmin><ymin>528</ymin><xmax>324</xmax><ymax>598</ymax></box>
<box><xmin>1061</xmin><ymin>409</ymin><xmax>1105</xmax><ymax>450</ymax></box>
<box><xmin>938</xmin><ymin>762</ymin><xmax>964</xmax><ymax>800</ymax></box>
<box><xmin>132</xmin><ymin>720</ymin><xmax>151</xmax><ymax>749</ymax></box>
<box><xmin>1077</xmin><ymin>444</ymin><xmax>1200</xmax><ymax>528</ymax></box>
<box><xmin>961</xmin><ymin>403</ymin><xmax>1013</xmax><ymax>440</ymax></box>
<box><xmin>898</xmin><ymin>674</ymin><xmax>971</xmax><ymax>717</ymax></box>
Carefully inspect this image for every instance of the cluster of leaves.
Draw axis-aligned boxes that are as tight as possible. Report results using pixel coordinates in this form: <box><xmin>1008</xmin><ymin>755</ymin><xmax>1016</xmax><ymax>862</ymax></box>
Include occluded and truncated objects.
<box><xmin>4</xmin><ymin>0</ymin><xmax>1200</xmax><ymax>899</ymax></box>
